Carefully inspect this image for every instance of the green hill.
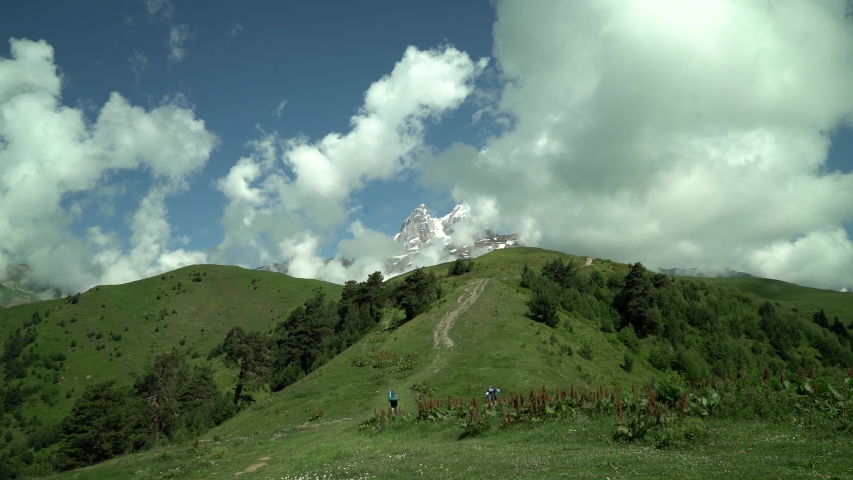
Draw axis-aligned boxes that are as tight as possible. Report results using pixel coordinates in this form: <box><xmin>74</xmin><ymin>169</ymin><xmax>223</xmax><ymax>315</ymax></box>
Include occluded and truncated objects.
<box><xmin>0</xmin><ymin>264</ymin><xmax>341</xmax><ymax>431</ymax></box>
<box><xmin>0</xmin><ymin>280</ymin><xmax>41</xmax><ymax>308</ymax></box>
<box><xmin>3</xmin><ymin>248</ymin><xmax>853</xmax><ymax>479</ymax></box>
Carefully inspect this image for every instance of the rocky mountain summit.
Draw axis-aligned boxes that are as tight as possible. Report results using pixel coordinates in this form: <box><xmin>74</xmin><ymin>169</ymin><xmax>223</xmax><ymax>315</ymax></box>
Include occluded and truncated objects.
<box><xmin>388</xmin><ymin>204</ymin><xmax>520</xmax><ymax>271</ymax></box>
<box><xmin>392</xmin><ymin>204</ymin><xmax>469</xmax><ymax>252</ymax></box>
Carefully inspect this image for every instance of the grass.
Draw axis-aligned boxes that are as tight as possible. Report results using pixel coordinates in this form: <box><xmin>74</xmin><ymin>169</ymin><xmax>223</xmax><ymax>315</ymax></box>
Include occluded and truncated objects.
<box><xmin>699</xmin><ymin>277</ymin><xmax>852</xmax><ymax>324</ymax></box>
<box><xmin>43</xmin><ymin>414</ymin><xmax>853</xmax><ymax>479</ymax></box>
<box><xmin>0</xmin><ymin>264</ymin><xmax>341</xmax><ymax>428</ymax></box>
<box><xmin>0</xmin><ymin>279</ymin><xmax>41</xmax><ymax>307</ymax></box>
<box><xmin>8</xmin><ymin>247</ymin><xmax>853</xmax><ymax>478</ymax></box>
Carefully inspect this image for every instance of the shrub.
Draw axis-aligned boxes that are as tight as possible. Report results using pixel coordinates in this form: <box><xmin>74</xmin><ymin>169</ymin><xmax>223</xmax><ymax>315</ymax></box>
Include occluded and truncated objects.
<box><xmin>448</xmin><ymin>259</ymin><xmax>474</xmax><ymax>276</ymax></box>
<box><xmin>648</xmin><ymin>347</ymin><xmax>671</xmax><ymax>371</ymax></box>
<box><xmin>621</xmin><ymin>353</ymin><xmax>634</xmax><ymax>372</ymax></box>
<box><xmin>579</xmin><ymin>343</ymin><xmax>594</xmax><ymax>360</ymax></box>
<box><xmin>528</xmin><ymin>280</ymin><xmax>561</xmax><ymax>327</ymax></box>
<box><xmin>617</xmin><ymin>325</ymin><xmax>640</xmax><ymax>352</ymax></box>
<box><xmin>656</xmin><ymin>370</ymin><xmax>687</xmax><ymax>407</ymax></box>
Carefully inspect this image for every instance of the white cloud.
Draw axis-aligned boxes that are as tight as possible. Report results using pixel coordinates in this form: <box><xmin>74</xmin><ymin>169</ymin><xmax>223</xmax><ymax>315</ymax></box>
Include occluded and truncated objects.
<box><xmin>0</xmin><ymin>38</ymin><xmax>218</xmax><ymax>295</ymax></box>
<box><xmin>167</xmin><ymin>24</ymin><xmax>190</xmax><ymax>64</ymax></box>
<box><xmin>145</xmin><ymin>0</ymin><xmax>173</xmax><ymax>20</ymax></box>
<box><xmin>228</xmin><ymin>23</ymin><xmax>243</xmax><ymax>37</ymax></box>
<box><xmin>274</xmin><ymin>100</ymin><xmax>287</xmax><ymax>118</ymax></box>
<box><xmin>214</xmin><ymin>45</ymin><xmax>487</xmax><ymax>281</ymax></box>
<box><xmin>128</xmin><ymin>50</ymin><xmax>149</xmax><ymax>83</ymax></box>
<box><xmin>422</xmin><ymin>0</ymin><xmax>853</xmax><ymax>290</ymax></box>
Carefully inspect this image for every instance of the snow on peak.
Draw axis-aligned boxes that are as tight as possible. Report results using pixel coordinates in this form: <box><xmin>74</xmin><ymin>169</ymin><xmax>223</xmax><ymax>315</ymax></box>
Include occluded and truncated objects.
<box><xmin>439</xmin><ymin>204</ymin><xmax>468</xmax><ymax>235</ymax></box>
<box><xmin>393</xmin><ymin>204</ymin><xmax>467</xmax><ymax>250</ymax></box>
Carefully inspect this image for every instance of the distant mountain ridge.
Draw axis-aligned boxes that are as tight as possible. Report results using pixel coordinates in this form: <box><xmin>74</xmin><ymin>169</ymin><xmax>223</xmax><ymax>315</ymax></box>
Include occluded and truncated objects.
<box><xmin>1</xmin><ymin>264</ymin><xmax>41</xmax><ymax>307</ymax></box>
<box><xmin>392</xmin><ymin>204</ymin><xmax>469</xmax><ymax>252</ymax></box>
<box><xmin>658</xmin><ymin>267</ymin><xmax>755</xmax><ymax>278</ymax></box>
<box><xmin>255</xmin><ymin>203</ymin><xmax>520</xmax><ymax>276</ymax></box>
<box><xmin>255</xmin><ymin>257</ymin><xmax>354</xmax><ymax>274</ymax></box>
<box><xmin>388</xmin><ymin>204</ymin><xmax>520</xmax><ymax>271</ymax></box>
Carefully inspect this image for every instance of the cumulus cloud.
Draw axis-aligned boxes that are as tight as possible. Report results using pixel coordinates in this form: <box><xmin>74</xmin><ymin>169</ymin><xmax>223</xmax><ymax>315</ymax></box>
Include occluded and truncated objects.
<box><xmin>214</xmin><ymin>45</ymin><xmax>487</xmax><ymax>282</ymax></box>
<box><xmin>167</xmin><ymin>24</ymin><xmax>190</xmax><ymax>64</ymax></box>
<box><xmin>419</xmin><ymin>0</ymin><xmax>853</xmax><ymax>290</ymax></box>
<box><xmin>0</xmin><ymin>38</ymin><xmax>218</xmax><ymax>295</ymax></box>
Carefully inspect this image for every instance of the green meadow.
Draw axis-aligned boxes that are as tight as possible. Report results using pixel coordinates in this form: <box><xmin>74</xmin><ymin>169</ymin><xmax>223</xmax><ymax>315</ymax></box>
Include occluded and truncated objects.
<box><xmin>1</xmin><ymin>248</ymin><xmax>851</xmax><ymax>479</ymax></box>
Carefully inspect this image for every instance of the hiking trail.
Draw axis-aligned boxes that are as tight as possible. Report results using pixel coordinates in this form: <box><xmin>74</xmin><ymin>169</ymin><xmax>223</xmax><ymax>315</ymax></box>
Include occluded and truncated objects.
<box><xmin>433</xmin><ymin>278</ymin><xmax>487</xmax><ymax>349</ymax></box>
<box><xmin>233</xmin><ymin>457</ymin><xmax>271</xmax><ymax>476</ymax></box>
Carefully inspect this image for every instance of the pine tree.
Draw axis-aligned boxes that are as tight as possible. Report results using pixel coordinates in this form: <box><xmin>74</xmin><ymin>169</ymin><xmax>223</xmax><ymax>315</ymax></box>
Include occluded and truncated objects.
<box><xmin>222</xmin><ymin>327</ymin><xmax>271</xmax><ymax>406</ymax></box>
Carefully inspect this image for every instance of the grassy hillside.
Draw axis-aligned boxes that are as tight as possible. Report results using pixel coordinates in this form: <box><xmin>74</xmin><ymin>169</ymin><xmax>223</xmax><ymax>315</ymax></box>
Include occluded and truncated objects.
<box><xmin>0</xmin><ymin>280</ymin><xmax>41</xmax><ymax>308</ymax></box>
<box><xmin>700</xmin><ymin>277</ymin><xmax>852</xmax><ymax>325</ymax></box>
<box><xmin>0</xmin><ymin>264</ymin><xmax>341</xmax><ymax>434</ymax></box>
<box><xmin>6</xmin><ymin>247</ymin><xmax>853</xmax><ymax>478</ymax></box>
<box><xmin>40</xmin><ymin>248</ymin><xmax>853</xmax><ymax>479</ymax></box>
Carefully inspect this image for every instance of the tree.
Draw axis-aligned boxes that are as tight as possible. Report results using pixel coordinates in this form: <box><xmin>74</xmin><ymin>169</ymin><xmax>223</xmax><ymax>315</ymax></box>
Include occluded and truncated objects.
<box><xmin>830</xmin><ymin>316</ymin><xmax>849</xmax><ymax>339</ymax></box>
<box><xmin>812</xmin><ymin>309</ymin><xmax>830</xmax><ymax>329</ymax></box>
<box><xmin>54</xmin><ymin>381</ymin><xmax>151</xmax><ymax>470</ymax></box>
<box><xmin>520</xmin><ymin>263</ymin><xmax>534</xmax><ymax>289</ymax></box>
<box><xmin>2</xmin><ymin>331</ymin><xmax>24</xmax><ymax>363</ymax></box>
<box><xmin>134</xmin><ymin>350</ymin><xmax>189</xmax><ymax>440</ymax></box>
<box><xmin>617</xmin><ymin>262</ymin><xmax>658</xmax><ymax>336</ymax></box>
<box><xmin>178</xmin><ymin>365</ymin><xmax>236</xmax><ymax>434</ymax></box>
<box><xmin>222</xmin><ymin>327</ymin><xmax>271</xmax><ymax>406</ymax></box>
<box><xmin>395</xmin><ymin>268</ymin><xmax>441</xmax><ymax>320</ymax></box>
<box><xmin>448</xmin><ymin>258</ymin><xmax>474</xmax><ymax>276</ymax></box>
<box><xmin>541</xmin><ymin>257</ymin><xmax>581</xmax><ymax>290</ymax></box>
<box><xmin>528</xmin><ymin>280</ymin><xmax>561</xmax><ymax>327</ymax></box>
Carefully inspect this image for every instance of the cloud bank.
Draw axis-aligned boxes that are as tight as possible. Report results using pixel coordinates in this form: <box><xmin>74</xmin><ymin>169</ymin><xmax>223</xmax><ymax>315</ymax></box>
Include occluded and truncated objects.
<box><xmin>422</xmin><ymin>0</ymin><xmax>853</xmax><ymax>290</ymax></box>
<box><xmin>213</xmin><ymin>45</ymin><xmax>488</xmax><ymax>282</ymax></box>
<box><xmin>0</xmin><ymin>38</ymin><xmax>217</xmax><ymax>295</ymax></box>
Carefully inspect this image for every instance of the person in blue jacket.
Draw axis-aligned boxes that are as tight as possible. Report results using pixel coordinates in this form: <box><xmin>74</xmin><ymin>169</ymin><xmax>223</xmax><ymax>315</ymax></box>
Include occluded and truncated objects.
<box><xmin>485</xmin><ymin>386</ymin><xmax>501</xmax><ymax>403</ymax></box>
<box><xmin>389</xmin><ymin>389</ymin><xmax>399</xmax><ymax>414</ymax></box>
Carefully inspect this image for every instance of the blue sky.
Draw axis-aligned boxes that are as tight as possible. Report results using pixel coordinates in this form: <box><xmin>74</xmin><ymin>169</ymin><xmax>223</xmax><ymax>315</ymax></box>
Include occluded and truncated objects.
<box><xmin>1</xmin><ymin>0</ymin><xmax>496</xmax><ymax>258</ymax></box>
<box><xmin>3</xmin><ymin>0</ymin><xmax>853</xmax><ymax>293</ymax></box>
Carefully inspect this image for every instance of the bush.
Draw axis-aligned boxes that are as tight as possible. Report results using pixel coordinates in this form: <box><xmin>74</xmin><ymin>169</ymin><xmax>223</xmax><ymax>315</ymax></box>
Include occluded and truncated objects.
<box><xmin>617</xmin><ymin>325</ymin><xmax>640</xmax><ymax>352</ymax></box>
<box><xmin>621</xmin><ymin>353</ymin><xmax>634</xmax><ymax>372</ymax></box>
<box><xmin>648</xmin><ymin>346</ymin><xmax>671</xmax><ymax>371</ymax></box>
<box><xmin>656</xmin><ymin>370</ymin><xmax>687</xmax><ymax>407</ymax></box>
<box><xmin>579</xmin><ymin>343</ymin><xmax>594</xmax><ymax>360</ymax></box>
<box><xmin>448</xmin><ymin>259</ymin><xmax>474</xmax><ymax>276</ymax></box>
<box><xmin>528</xmin><ymin>280</ymin><xmax>561</xmax><ymax>327</ymax></box>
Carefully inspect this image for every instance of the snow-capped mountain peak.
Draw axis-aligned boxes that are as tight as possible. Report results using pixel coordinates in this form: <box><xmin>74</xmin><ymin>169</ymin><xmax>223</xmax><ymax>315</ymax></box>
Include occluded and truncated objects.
<box><xmin>439</xmin><ymin>204</ymin><xmax>468</xmax><ymax>235</ymax></box>
<box><xmin>393</xmin><ymin>204</ymin><xmax>463</xmax><ymax>251</ymax></box>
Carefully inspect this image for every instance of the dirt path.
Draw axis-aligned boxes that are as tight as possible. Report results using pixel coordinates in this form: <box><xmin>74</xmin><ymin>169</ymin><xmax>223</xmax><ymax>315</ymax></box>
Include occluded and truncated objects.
<box><xmin>234</xmin><ymin>457</ymin><xmax>271</xmax><ymax>476</ymax></box>
<box><xmin>433</xmin><ymin>278</ymin><xmax>487</xmax><ymax>349</ymax></box>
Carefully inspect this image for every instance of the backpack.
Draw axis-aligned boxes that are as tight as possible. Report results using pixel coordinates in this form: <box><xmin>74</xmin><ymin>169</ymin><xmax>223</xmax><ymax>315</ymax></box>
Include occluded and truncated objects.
<box><xmin>389</xmin><ymin>390</ymin><xmax>398</xmax><ymax>401</ymax></box>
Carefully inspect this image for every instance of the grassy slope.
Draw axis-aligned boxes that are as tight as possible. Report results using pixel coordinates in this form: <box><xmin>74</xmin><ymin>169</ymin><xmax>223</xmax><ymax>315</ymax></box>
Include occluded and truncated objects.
<box><xmin>32</xmin><ymin>248</ymin><xmax>853</xmax><ymax>478</ymax></box>
<box><xmin>699</xmin><ymin>277</ymin><xmax>852</xmax><ymax>325</ymax></box>
<box><xmin>0</xmin><ymin>264</ymin><xmax>341</xmax><ymax>427</ymax></box>
<box><xmin>0</xmin><ymin>280</ymin><xmax>41</xmax><ymax>307</ymax></box>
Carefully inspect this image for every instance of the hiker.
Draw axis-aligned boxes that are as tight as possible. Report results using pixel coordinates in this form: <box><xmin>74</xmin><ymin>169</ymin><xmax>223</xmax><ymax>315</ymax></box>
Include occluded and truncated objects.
<box><xmin>388</xmin><ymin>389</ymin><xmax>399</xmax><ymax>414</ymax></box>
<box><xmin>485</xmin><ymin>386</ymin><xmax>500</xmax><ymax>403</ymax></box>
